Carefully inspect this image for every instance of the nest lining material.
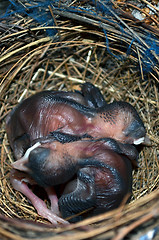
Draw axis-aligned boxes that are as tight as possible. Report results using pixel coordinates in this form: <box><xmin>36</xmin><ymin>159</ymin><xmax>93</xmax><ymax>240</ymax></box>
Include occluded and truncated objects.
<box><xmin>0</xmin><ymin>0</ymin><xmax>159</xmax><ymax>239</ymax></box>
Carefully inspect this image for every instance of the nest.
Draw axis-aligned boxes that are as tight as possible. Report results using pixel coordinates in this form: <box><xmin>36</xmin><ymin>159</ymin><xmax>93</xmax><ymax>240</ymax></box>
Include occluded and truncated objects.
<box><xmin>0</xmin><ymin>0</ymin><xmax>159</xmax><ymax>239</ymax></box>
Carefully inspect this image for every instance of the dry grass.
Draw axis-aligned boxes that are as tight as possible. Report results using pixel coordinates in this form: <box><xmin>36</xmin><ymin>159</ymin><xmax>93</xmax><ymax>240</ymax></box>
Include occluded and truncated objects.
<box><xmin>0</xmin><ymin>0</ymin><xmax>159</xmax><ymax>239</ymax></box>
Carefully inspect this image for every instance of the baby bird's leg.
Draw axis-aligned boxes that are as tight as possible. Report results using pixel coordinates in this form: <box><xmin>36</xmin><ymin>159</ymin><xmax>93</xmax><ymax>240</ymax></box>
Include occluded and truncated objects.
<box><xmin>10</xmin><ymin>169</ymin><xmax>68</xmax><ymax>225</ymax></box>
<box><xmin>45</xmin><ymin>186</ymin><xmax>60</xmax><ymax>216</ymax></box>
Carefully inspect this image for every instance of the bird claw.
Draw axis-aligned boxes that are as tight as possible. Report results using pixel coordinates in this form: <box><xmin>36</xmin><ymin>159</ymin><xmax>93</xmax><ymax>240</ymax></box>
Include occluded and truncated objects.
<box><xmin>10</xmin><ymin>169</ymin><xmax>69</xmax><ymax>226</ymax></box>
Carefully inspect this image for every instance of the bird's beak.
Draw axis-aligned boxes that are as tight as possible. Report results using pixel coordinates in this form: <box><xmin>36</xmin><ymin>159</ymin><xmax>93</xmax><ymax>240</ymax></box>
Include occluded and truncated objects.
<box><xmin>12</xmin><ymin>157</ymin><xmax>29</xmax><ymax>172</ymax></box>
<box><xmin>133</xmin><ymin>134</ymin><xmax>151</xmax><ymax>146</ymax></box>
<box><xmin>12</xmin><ymin>142</ymin><xmax>41</xmax><ymax>172</ymax></box>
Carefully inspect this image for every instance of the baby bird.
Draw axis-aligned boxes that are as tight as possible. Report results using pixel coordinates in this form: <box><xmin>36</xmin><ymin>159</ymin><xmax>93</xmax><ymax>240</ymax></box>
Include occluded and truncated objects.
<box><xmin>6</xmin><ymin>83</ymin><xmax>148</xmax><ymax>224</ymax></box>
<box><xmin>6</xmin><ymin>83</ymin><xmax>148</xmax><ymax>160</ymax></box>
<box><xmin>11</xmin><ymin>132</ymin><xmax>138</xmax><ymax>224</ymax></box>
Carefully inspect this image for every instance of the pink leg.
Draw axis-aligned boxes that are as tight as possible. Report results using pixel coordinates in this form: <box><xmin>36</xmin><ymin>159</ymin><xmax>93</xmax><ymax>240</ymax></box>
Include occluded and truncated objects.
<box><xmin>45</xmin><ymin>187</ymin><xmax>60</xmax><ymax>216</ymax></box>
<box><xmin>10</xmin><ymin>169</ymin><xmax>69</xmax><ymax>225</ymax></box>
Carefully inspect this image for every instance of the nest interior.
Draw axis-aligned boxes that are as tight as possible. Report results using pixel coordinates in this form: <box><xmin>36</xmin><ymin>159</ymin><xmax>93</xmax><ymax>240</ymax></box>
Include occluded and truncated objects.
<box><xmin>0</xmin><ymin>0</ymin><xmax>159</xmax><ymax>239</ymax></box>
